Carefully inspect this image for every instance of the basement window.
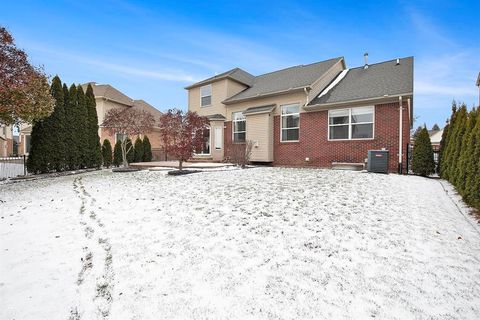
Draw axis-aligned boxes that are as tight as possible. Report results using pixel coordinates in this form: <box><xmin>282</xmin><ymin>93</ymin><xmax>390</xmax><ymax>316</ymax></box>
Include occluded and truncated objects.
<box><xmin>281</xmin><ymin>104</ymin><xmax>300</xmax><ymax>142</ymax></box>
<box><xmin>328</xmin><ymin>106</ymin><xmax>374</xmax><ymax>140</ymax></box>
<box><xmin>200</xmin><ymin>85</ymin><xmax>212</xmax><ymax>107</ymax></box>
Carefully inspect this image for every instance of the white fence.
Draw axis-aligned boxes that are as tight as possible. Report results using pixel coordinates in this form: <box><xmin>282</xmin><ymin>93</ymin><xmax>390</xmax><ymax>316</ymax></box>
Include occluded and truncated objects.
<box><xmin>0</xmin><ymin>157</ymin><xmax>26</xmax><ymax>179</ymax></box>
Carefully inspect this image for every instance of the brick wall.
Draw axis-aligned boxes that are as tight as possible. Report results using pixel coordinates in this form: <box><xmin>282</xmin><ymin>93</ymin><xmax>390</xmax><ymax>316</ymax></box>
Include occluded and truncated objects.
<box><xmin>223</xmin><ymin>102</ymin><xmax>410</xmax><ymax>173</ymax></box>
<box><xmin>273</xmin><ymin>102</ymin><xmax>410</xmax><ymax>172</ymax></box>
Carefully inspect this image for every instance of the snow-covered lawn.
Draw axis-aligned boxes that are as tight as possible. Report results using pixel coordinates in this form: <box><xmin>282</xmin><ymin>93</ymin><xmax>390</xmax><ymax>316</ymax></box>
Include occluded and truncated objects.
<box><xmin>1</xmin><ymin>167</ymin><xmax>480</xmax><ymax>319</ymax></box>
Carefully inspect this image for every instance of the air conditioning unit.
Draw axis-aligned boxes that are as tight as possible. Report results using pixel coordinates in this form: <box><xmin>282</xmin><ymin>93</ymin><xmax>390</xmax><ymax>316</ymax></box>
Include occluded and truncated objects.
<box><xmin>367</xmin><ymin>150</ymin><xmax>389</xmax><ymax>174</ymax></box>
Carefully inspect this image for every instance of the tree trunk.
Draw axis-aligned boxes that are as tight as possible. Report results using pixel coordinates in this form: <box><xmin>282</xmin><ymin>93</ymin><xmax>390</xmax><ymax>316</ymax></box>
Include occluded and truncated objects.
<box><xmin>178</xmin><ymin>159</ymin><xmax>183</xmax><ymax>171</ymax></box>
<box><xmin>121</xmin><ymin>138</ymin><xmax>128</xmax><ymax>167</ymax></box>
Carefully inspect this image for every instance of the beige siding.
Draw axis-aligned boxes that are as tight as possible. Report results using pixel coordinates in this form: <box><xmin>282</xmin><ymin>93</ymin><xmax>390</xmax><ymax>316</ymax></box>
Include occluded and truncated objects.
<box><xmin>246</xmin><ymin>112</ymin><xmax>273</xmax><ymax>162</ymax></box>
<box><xmin>307</xmin><ymin>59</ymin><xmax>345</xmax><ymax>102</ymax></box>
<box><xmin>187</xmin><ymin>79</ymin><xmax>248</xmax><ymax>117</ymax></box>
<box><xmin>225</xmin><ymin>91</ymin><xmax>307</xmax><ymax>119</ymax></box>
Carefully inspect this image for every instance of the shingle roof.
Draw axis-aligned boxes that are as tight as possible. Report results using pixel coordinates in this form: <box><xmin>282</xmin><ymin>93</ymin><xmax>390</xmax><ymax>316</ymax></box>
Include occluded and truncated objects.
<box><xmin>207</xmin><ymin>114</ymin><xmax>227</xmax><ymax>120</ymax></box>
<box><xmin>185</xmin><ymin>68</ymin><xmax>255</xmax><ymax>89</ymax></box>
<box><xmin>223</xmin><ymin>57</ymin><xmax>343</xmax><ymax>103</ymax></box>
<box><xmin>82</xmin><ymin>82</ymin><xmax>134</xmax><ymax>106</ymax></box>
<box><xmin>132</xmin><ymin>99</ymin><xmax>162</xmax><ymax>117</ymax></box>
<box><xmin>243</xmin><ymin>105</ymin><xmax>276</xmax><ymax>115</ymax></box>
<box><xmin>309</xmin><ymin>57</ymin><xmax>413</xmax><ymax>106</ymax></box>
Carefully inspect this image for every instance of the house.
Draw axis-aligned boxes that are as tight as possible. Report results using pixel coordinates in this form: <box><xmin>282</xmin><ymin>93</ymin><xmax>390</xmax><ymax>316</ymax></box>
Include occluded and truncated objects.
<box><xmin>0</xmin><ymin>124</ymin><xmax>14</xmax><ymax>157</ymax></box>
<box><xmin>186</xmin><ymin>55</ymin><xmax>413</xmax><ymax>173</ymax></box>
<box><xmin>18</xmin><ymin>83</ymin><xmax>165</xmax><ymax>160</ymax></box>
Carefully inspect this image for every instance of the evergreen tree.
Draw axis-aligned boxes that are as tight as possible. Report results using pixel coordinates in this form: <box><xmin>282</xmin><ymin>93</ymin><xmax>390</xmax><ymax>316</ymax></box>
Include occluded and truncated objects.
<box><xmin>126</xmin><ymin>138</ymin><xmax>134</xmax><ymax>163</ymax></box>
<box><xmin>438</xmin><ymin>122</ymin><xmax>449</xmax><ymax>175</ymax></box>
<box><xmin>113</xmin><ymin>140</ymin><xmax>122</xmax><ymax>167</ymax></box>
<box><xmin>447</xmin><ymin>104</ymin><xmax>467</xmax><ymax>180</ymax></box>
<box><xmin>133</xmin><ymin>137</ymin><xmax>144</xmax><ymax>162</ymax></box>
<box><xmin>85</xmin><ymin>84</ymin><xmax>102</xmax><ymax>168</ymax></box>
<box><xmin>142</xmin><ymin>135</ymin><xmax>152</xmax><ymax>162</ymax></box>
<box><xmin>65</xmin><ymin>84</ymin><xmax>79</xmax><ymax>170</ymax></box>
<box><xmin>465</xmin><ymin>109</ymin><xmax>480</xmax><ymax>207</ymax></box>
<box><xmin>45</xmin><ymin>76</ymin><xmax>66</xmax><ymax>171</ymax></box>
<box><xmin>101</xmin><ymin>139</ymin><xmax>113</xmax><ymax>168</ymax></box>
<box><xmin>440</xmin><ymin>102</ymin><xmax>458</xmax><ymax>179</ymax></box>
<box><xmin>412</xmin><ymin>127</ymin><xmax>435</xmax><ymax>177</ymax></box>
<box><xmin>26</xmin><ymin>119</ymin><xmax>48</xmax><ymax>173</ymax></box>
<box><xmin>432</xmin><ymin>123</ymin><xmax>440</xmax><ymax>131</ymax></box>
<box><xmin>76</xmin><ymin>86</ymin><xmax>88</xmax><ymax>168</ymax></box>
<box><xmin>455</xmin><ymin>108</ymin><xmax>478</xmax><ymax>193</ymax></box>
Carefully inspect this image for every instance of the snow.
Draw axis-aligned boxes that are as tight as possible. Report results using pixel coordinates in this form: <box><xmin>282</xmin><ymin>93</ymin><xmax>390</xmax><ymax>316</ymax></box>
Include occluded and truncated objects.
<box><xmin>317</xmin><ymin>68</ymin><xmax>349</xmax><ymax>98</ymax></box>
<box><xmin>1</xmin><ymin>167</ymin><xmax>480</xmax><ymax>319</ymax></box>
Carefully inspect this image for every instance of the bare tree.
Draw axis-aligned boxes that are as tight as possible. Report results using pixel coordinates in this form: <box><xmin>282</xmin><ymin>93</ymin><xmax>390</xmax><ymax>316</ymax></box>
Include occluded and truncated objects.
<box><xmin>229</xmin><ymin>140</ymin><xmax>254</xmax><ymax>168</ymax></box>
<box><xmin>102</xmin><ymin>108</ymin><xmax>155</xmax><ymax>167</ymax></box>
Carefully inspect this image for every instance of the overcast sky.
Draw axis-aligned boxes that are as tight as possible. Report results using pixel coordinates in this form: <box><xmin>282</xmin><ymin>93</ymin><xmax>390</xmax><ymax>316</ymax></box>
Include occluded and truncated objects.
<box><xmin>2</xmin><ymin>0</ymin><xmax>479</xmax><ymax>128</ymax></box>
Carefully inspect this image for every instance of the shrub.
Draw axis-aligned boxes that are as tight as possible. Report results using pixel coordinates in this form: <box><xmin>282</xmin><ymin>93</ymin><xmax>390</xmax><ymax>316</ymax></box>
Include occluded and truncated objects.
<box><xmin>228</xmin><ymin>140</ymin><xmax>254</xmax><ymax>168</ymax></box>
<box><xmin>412</xmin><ymin>127</ymin><xmax>435</xmax><ymax>177</ymax></box>
<box><xmin>101</xmin><ymin>139</ymin><xmax>113</xmax><ymax>168</ymax></box>
<box><xmin>113</xmin><ymin>140</ymin><xmax>122</xmax><ymax>167</ymax></box>
<box><xmin>142</xmin><ymin>136</ymin><xmax>152</xmax><ymax>162</ymax></box>
<box><xmin>133</xmin><ymin>137</ymin><xmax>144</xmax><ymax>163</ymax></box>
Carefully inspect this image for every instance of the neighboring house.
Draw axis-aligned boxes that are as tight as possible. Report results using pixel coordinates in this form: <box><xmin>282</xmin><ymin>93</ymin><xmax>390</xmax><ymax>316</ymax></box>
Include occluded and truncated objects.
<box><xmin>186</xmin><ymin>55</ymin><xmax>413</xmax><ymax>173</ymax></box>
<box><xmin>429</xmin><ymin>129</ymin><xmax>443</xmax><ymax>164</ymax></box>
<box><xmin>18</xmin><ymin>83</ymin><xmax>164</xmax><ymax>160</ymax></box>
<box><xmin>18</xmin><ymin>123</ymin><xmax>31</xmax><ymax>156</ymax></box>
<box><xmin>0</xmin><ymin>124</ymin><xmax>14</xmax><ymax>157</ymax></box>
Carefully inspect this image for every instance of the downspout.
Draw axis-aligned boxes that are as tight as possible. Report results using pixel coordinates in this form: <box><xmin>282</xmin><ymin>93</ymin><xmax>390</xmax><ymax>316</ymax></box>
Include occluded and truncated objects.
<box><xmin>398</xmin><ymin>96</ymin><xmax>403</xmax><ymax>174</ymax></box>
<box><xmin>303</xmin><ymin>87</ymin><xmax>309</xmax><ymax>106</ymax></box>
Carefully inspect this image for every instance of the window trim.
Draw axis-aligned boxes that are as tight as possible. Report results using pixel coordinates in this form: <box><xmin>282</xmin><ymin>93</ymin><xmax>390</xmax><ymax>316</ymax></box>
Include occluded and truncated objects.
<box><xmin>280</xmin><ymin>103</ymin><xmax>300</xmax><ymax>143</ymax></box>
<box><xmin>200</xmin><ymin>84</ymin><xmax>212</xmax><ymax>107</ymax></box>
<box><xmin>232</xmin><ymin>111</ymin><xmax>246</xmax><ymax>143</ymax></box>
<box><xmin>327</xmin><ymin>106</ymin><xmax>375</xmax><ymax>141</ymax></box>
<box><xmin>24</xmin><ymin>134</ymin><xmax>31</xmax><ymax>155</ymax></box>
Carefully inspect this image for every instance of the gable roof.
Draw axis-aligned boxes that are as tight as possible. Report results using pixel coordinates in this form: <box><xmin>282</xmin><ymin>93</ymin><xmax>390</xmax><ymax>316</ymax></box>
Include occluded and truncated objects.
<box><xmin>309</xmin><ymin>57</ymin><xmax>413</xmax><ymax>106</ymax></box>
<box><xmin>132</xmin><ymin>99</ymin><xmax>162</xmax><ymax>117</ymax></box>
<box><xmin>223</xmin><ymin>57</ymin><xmax>344</xmax><ymax>104</ymax></box>
<box><xmin>185</xmin><ymin>68</ymin><xmax>255</xmax><ymax>89</ymax></box>
<box><xmin>82</xmin><ymin>82</ymin><xmax>134</xmax><ymax>106</ymax></box>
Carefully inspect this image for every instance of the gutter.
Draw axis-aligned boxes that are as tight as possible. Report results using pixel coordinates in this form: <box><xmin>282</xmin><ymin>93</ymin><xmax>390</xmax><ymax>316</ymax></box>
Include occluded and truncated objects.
<box><xmin>223</xmin><ymin>86</ymin><xmax>308</xmax><ymax>105</ymax></box>
<box><xmin>303</xmin><ymin>92</ymin><xmax>413</xmax><ymax>111</ymax></box>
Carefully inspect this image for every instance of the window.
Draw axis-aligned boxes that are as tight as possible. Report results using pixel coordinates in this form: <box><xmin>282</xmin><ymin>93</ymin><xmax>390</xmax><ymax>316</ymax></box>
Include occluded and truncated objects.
<box><xmin>196</xmin><ymin>127</ymin><xmax>211</xmax><ymax>155</ymax></box>
<box><xmin>115</xmin><ymin>133</ymin><xmax>128</xmax><ymax>142</ymax></box>
<box><xmin>200</xmin><ymin>85</ymin><xmax>212</xmax><ymax>107</ymax></box>
<box><xmin>328</xmin><ymin>106</ymin><xmax>374</xmax><ymax>140</ymax></box>
<box><xmin>281</xmin><ymin>104</ymin><xmax>300</xmax><ymax>142</ymax></box>
<box><xmin>232</xmin><ymin>111</ymin><xmax>246</xmax><ymax>142</ymax></box>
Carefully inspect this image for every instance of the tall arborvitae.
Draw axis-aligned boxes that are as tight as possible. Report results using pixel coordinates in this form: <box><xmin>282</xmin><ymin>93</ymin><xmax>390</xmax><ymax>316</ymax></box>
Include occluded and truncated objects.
<box><xmin>76</xmin><ymin>86</ymin><xmax>88</xmax><ymax>168</ymax></box>
<box><xmin>66</xmin><ymin>85</ymin><xmax>79</xmax><ymax>169</ymax></box>
<box><xmin>26</xmin><ymin>119</ymin><xmax>48</xmax><ymax>173</ymax></box>
<box><xmin>133</xmin><ymin>137</ymin><xmax>144</xmax><ymax>163</ymax></box>
<box><xmin>101</xmin><ymin>139</ymin><xmax>113</xmax><ymax>168</ymax></box>
<box><xmin>412</xmin><ymin>127</ymin><xmax>435</xmax><ymax>177</ymax></box>
<box><xmin>113</xmin><ymin>140</ymin><xmax>122</xmax><ymax>167</ymax></box>
<box><xmin>142</xmin><ymin>135</ymin><xmax>152</xmax><ymax>162</ymax></box>
<box><xmin>437</xmin><ymin>122</ymin><xmax>449</xmax><ymax>175</ymax></box>
<box><xmin>447</xmin><ymin>104</ymin><xmax>467</xmax><ymax>180</ymax></box>
<box><xmin>465</xmin><ymin>109</ymin><xmax>480</xmax><ymax>206</ymax></box>
<box><xmin>26</xmin><ymin>76</ymin><xmax>65</xmax><ymax>174</ymax></box>
<box><xmin>45</xmin><ymin>76</ymin><xmax>66</xmax><ymax>171</ymax></box>
<box><xmin>455</xmin><ymin>108</ymin><xmax>478</xmax><ymax>193</ymax></box>
<box><xmin>126</xmin><ymin>138</ymin><xmax>135</xmax><ymax>163</ymax></box>
<box><xmin>85</xmin><ymin>84</ymin><xmax>102</xmax><ymax>168</ymax></box>
<box><xmin>440</xmin><ymin>102</ymin><xmax>458</xmax><ymax>179</ymax></box>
